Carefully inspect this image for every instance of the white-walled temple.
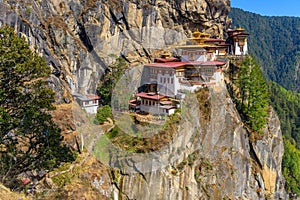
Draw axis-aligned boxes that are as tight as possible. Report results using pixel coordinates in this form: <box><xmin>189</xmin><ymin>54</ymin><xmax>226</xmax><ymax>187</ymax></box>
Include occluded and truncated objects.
<box><xmin>130</xmin><ymin>28</ymin><xmax>249</xmax><ymax>116</ymax></box>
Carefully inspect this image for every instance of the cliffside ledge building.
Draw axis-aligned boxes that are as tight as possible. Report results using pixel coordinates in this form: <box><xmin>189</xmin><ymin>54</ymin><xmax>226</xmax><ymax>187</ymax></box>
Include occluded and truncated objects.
<box><xmin>130</xmin><ymin>28</ymin><xmax>249</xmax><ymax>116</ymax></box>
<box><xmin>73</xmin><ymin>94</ymin><xmax>100</xmax><ymax>114</ymax></box>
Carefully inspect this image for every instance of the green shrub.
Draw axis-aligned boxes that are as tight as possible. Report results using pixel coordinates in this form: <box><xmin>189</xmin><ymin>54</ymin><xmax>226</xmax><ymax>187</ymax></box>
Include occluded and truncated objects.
<box><xmin>96</xmin><ymin>105</ymin><xmax>112</xmax><ymax>124</ymax></box>
<box><xmin>282</xmin><ymin>140</ymin><xmax>300</xmax><ymax>195</ymax></box>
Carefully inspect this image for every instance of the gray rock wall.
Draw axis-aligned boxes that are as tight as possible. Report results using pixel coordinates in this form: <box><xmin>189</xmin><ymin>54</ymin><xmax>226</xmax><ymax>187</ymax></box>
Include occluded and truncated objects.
<box><xmin>0</xmin><ymin>0</ymin><xmax>230</xmax><ymax>96</ymax></box>
<box><xmin>0</xmin><ymin>1</ymin><xmax>287</xmax><ymax>199</ymax></box>
<box><xmin>116</xmin><ymin>84</ymin><xmax>287</xmax><ymax>199</ymax></box>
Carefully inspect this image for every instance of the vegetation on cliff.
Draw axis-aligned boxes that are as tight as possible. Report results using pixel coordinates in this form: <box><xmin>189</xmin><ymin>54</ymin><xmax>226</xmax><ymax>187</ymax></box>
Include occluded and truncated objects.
<box><xmin>231</xmin><ymin>56</ymin><xmax>269</xmax><ymax>133</ymax></box>
<box><xmin>282</xmin><ymin>140</ymin><xmax>300</xmax><ymax>195</ymax></box>
<box><xmin>230</xmin><ymin>56</ymin><xmax>300</xmax><ymax>195</ymax></box>
<box><xmin>0</xmin><ymin>27</ymin><xmax>75</xmax><ymax>189</ymax></box>
<box><xmin>229</xmin><ymin>8</ymin><xmax>300</xmax><ymax>92</ymax></box>
<box><xmin>268</xmin><ymin>82</ymin><xmax>300</xmax><ymax>195</ymax></box>
<box><xmin>97</xmin><ymin>55</ymin><xmax>128</xmax><ymax>106</ymax></box>
<box><xmin>230</xmin><ymin>9</ymin><xmax>300</xmax><ymax>195</ymax></box>
<box><xmin>269</xmin><ymin>82</ymin><xmax>300</xmax><ymax>148</ymax></box>
<box><xmin>96</xmin><ymin>105</ymin><xmax>113</xmax><ymax>124</ymax></box>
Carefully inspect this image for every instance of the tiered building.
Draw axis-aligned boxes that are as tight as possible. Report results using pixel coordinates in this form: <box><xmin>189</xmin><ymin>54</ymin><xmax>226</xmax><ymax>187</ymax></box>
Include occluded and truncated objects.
<box><xmin>227</xmin><ymin>28</ymin><xmax>250</xmax><ymax>55</ymax></box>
<box><xmin>130</xmin><ymin>28</ymin><xmax>249</xmax><ymax>116</ymax></box>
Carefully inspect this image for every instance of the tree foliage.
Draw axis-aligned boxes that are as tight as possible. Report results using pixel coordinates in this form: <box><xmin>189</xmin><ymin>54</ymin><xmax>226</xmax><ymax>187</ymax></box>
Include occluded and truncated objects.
<box><xmin>235</xmin><ymin>56</ymin><xmax>269</xmax><ymax>132</ymax></box>
<box><xmin>96</xmin><ymin>105</ymin><xmax>112</xmax><ymax>124</ymax></box>
<box><xmin>268</xmin><ymin>82</ymin><xmax>300</xmax><ymax>195</ymax></box>
<box><xmin>97</xmin><ymin>54</ymin><xmax>128</xmax><ymax>105</ymax></box>
<box><xmin>269</xmin><ymin>82</ymin><xmax>300</xmax><ymax>148</ymax></box>
<box><xmin>230</xmin><ymin>8</ymin><xmax>300</xmax><ymax>195</ymax></box>
<box><xmin>229</xmin><ymin>8</ymin><xmax>300</xmax><ymax>92</ymax></box>
<box><xmin>0</xmin><ymin>27</ymin><xmax>75</xmax><ymax>189</ymax></box>
<box><xmin>282</xmin><ymin>140</ymin><xmax>300</xmax><ymax>195</ymax></box>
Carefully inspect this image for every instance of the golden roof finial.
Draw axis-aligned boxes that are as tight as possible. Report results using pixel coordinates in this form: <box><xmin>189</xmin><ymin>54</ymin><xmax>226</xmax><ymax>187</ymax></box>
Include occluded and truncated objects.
<box><xmin>192</xmin><ymin>28</ymin><xmax>201</xmax><ymax>38</ymax></box>
<box><xmin>161</xmin><ymin>52</ymin><xmax>171</xmax><ymax>58</ymax></box>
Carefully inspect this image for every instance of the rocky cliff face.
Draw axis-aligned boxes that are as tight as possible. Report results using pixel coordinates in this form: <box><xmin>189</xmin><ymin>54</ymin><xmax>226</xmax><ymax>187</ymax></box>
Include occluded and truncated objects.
<box><xmin>108</xmin><ymin>84</ymin><xmax>287</xmax><ymax>199</ymax></box>
<box><xmin>0</xmin><ymin>0</ymin><xmax>230</xmax><ymax>96</ymax></box>
<box><xmin>0</xmin><ymin>0</ymin><xmax>288</xmax><ymax>199</ymax></box>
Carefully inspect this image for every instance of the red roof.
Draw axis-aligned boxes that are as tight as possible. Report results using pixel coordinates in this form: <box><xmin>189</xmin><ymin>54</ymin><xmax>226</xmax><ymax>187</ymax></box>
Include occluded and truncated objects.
<box><xmin>205</xmin><ymin>38</ymin><xmax>224</xmax><ymax>43</ymax></box>
<box><xmin>155</xmin><ymin>57</ymin><xmax>179</xmax><ymax>63</ymax></box>
<box><xmin>218</xmin><ymin>42</ymin><xmax>230</xmax><ymax>46</ymax></box>
<box><xmin>129</xmin><ymin>99</ymin><xmax>141</xmax><ymax>106</ymax></box>
<box><xmin>145</xmin><ymin>61</ymin><xmax>226</xmax><ymax>68</ymax></box>
<box><xmin>86</xmin><ymin>94</ymin><xmax>100</xmax><ymax>100</ymax></box>
<box><xmin>145</xmin><ymin>62</ymin><xmax>188</xmax><ymax>68</ymax></box>
<box><xmin>135</xmin><ymin>92</ymin><xmax>165</xmax><ymax>100</ymax></box>
<box><xmin>179</xmin><ymin>61</ymin><xmax>226</xmax><ymax>66</ymax></box>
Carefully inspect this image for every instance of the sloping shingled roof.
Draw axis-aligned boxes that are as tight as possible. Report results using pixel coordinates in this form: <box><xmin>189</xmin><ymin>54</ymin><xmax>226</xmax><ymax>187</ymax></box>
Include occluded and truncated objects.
<box><xmin>144</xmin><ymin>61</ymin><xmax>226</xmax><ymax>68</ymax></box>
<box><xmin>135</xmin><ymin>92</ymin><xmax>165</xmax><ymax>100</ymax></box>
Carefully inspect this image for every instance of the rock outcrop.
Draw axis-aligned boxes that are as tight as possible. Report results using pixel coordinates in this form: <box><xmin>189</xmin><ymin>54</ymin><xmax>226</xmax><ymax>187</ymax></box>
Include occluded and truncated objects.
<box><xmin>0</xmin><ymin>0</ymin><xmax>288</xmax><ymax>199</ymax></box>
<box><xmin>108</xmin><ymin>84</ymin><xmax>286</xmax><ymax>199</ymax></box>
<box><xmin>0</xmin><ymin>0</ymin><xmax>230</xmax><ymax>96</ymax></box>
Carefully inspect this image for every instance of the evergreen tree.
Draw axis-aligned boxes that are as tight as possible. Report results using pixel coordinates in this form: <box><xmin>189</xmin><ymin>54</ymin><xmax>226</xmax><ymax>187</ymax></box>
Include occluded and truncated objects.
<box><xmin>282</xmin><ymin>140</ymin><xmax>300</xmax><ymax>195</ymax></box>
<box><xmin>97</xmin><ymin>54</ymin><xmax>128</xmax><ymax>105</ymax></box>
<box><xmin>0</xmin><ymin>27</ymin><xmax>75</xmax><ymax>189</ymax></box>
<box><xmin>269</xmin><ymin>82</ymin><xmax>300</xmax><ymax>148</ymax></box>
<box><xmin>236</xmin><ymin>56</ymin><xmax>269</xmax><ymax>132</ymax></box>
<box><xmin>96</xmin><ymin>105</ymin><xmax>112</xmax><ymax>124</ymax></box>
<box><xmin>229</xmin><ymin>8</ymin><xmax>300</xmax><ymax>92</ymax></box>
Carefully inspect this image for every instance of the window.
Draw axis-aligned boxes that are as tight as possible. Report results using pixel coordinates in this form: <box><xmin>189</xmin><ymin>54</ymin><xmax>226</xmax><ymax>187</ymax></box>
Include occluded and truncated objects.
<box><xmin>160</xmin><ymin>77</ymin><xmax>163</xmax><ymax>83</ymax></box>
<box><xmin>171</xmin><ymin>78</ymin><xmax>174</xmax><ymax>84</ymax></box>
<box><xmin>164</xmin><ymin>78</ymin><xmax>166</xmax><ymax>83</ymax></box>
<box><xmin>167</xmin><ymin>78</ymin><xmax>170</xmax><ymax>84</ymax></box>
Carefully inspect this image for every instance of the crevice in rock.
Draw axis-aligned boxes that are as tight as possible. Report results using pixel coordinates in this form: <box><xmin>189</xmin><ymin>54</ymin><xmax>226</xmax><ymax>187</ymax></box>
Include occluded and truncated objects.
<box><xmin>249</xmin><ymin>140</ymin><xmax>263</xmax><ymax>169</ymax></box>
<box><xmin>77</xmin><ymin>20</ymin><xmax>93</xmax><ymax>52</ymax></box>
<box><xmin>121</xmin><ymin>11</ymin><xmax>130</xmax><ymax>30</ymax></box>
<box><xmin>109</xmin><ymin>7</ymin><xmax>122</xmax><ymax>25</ymax></box>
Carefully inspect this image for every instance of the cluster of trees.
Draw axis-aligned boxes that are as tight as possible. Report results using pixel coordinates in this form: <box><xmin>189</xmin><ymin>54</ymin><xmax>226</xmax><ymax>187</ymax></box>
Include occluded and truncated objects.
<box><xmin>229</xmin><ymin>8</ymin><xmax>300</xmax><ymax>92</ymax></box>
<box><xmin>96</xmin><ymin>55</ymin><xmax>128</xmax><ymax>124</ymax></box>
<box><xmin>0</xmin><ymin>27</ymin><xmax>75</xmax><ymax>189</ymax></box>
<box><xmin>230</xmin><ymin>8</ymin><xmax>300</xmax><ymax>195</ymax></box>
<box><xmin>96</xmin><ymin>105</ymin><xmax>112</xmax><ymax>124</ymax></box>
<box><xmin>235</xmin><ymin>56</ymin><xmax>269</xmax><ymax>132</ymax></box>
<box><xmin>268</xmin><ymin>82</ymin><xmax>300</xmax><ymax>194</ymax></box>
<box><xmin>232</xmin><ymin>54</ymin><xmax>300</xmax><ymax>196</ymax></box>
<box><xmin>282</xmin><ymin>140</ymin><xmax>300</xmax><ymax>195</ymax></box>
<box><xmin>97</xmin><ymin>54</ymin><xmax>128</xmax><ymax>106</ymax></box>
<box><xmin>269</xmin><ymin>82</ymin><xmax>300</xmax><ymax>147</ymax></box>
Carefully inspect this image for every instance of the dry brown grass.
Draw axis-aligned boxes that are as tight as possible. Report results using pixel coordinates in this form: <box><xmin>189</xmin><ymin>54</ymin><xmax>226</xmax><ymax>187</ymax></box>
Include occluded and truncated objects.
<box><xmin>196</xmin><ymin>88</ymin><xmax>211</xmax><ymax>126</ymax></box>
<box><xmin>108</xmin><ymin>113</ymin><xmax>181</xmax><ymax>153</ymax></box>
<box><xmin>0</xmin><ymin>184</ymin><xmax>29</xmax><ymax>200</ymax></box>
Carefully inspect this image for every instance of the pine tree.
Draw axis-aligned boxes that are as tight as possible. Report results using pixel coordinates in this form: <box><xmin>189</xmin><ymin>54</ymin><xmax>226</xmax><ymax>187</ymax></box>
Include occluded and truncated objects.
<box><xmin>282</xmin><ymin>140</ymin><xmax>300</xmax><ymax>195</ymax></box>
<box><xmin>0</xmin><ymin>27</ymin><xmax>75</xmax><ymax>189</ymax></box>
<box><xmin>236</xmin><ymin>56</ymin><xmax>269</xmax><ymax>132</ymax></box>
<box><xmin>97</xmin><ymin>54</ymin><xmax>128</xmax><ymax>105</ymax></box>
